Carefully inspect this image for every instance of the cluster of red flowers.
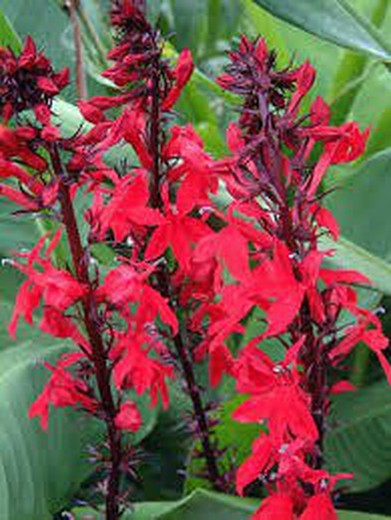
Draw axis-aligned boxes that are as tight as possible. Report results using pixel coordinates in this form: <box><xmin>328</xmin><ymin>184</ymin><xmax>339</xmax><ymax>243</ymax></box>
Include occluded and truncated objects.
<box><xmin>209</xmin><ymin>36</ymin><xmax>390</xmax><ymax>518</ymax></box>
<box><xmin>0</xmin><ymin>1</ymin><xmax>390</xmax><ymax>519</ymax></box>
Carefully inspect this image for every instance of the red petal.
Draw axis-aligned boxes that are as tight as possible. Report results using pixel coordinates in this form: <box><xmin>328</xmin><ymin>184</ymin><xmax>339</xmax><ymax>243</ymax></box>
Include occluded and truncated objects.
<box><xmin>114</xmin><ymin>401</ymin><xmax>142</xmax><ymax>432</ymax></box>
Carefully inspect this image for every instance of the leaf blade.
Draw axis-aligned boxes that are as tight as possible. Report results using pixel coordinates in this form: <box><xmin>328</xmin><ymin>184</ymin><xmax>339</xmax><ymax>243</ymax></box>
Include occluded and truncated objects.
<box><xmin>252</xmin><ymin>0</ymin><xmax>391</xmax><ymax>61</ymax></box>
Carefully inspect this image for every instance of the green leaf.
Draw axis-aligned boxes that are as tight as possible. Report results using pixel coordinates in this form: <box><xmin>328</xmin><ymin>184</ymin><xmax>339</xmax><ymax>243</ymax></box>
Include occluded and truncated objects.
<box><xmin>166</xmin><ymin>0</ymin><xmax>241</xmax><ymax>62</ymax></box>
<box><xmin>0</xmin><ymin>200</ymin><xmax>41</xmax><ymax>304</ymax></box>
<box><xmin>53</xmin><ymin>98</ymin><xmax>89</xmax><ymax>136</ymax></box>
<box><xmin>72</xmin><ymin>488</ymin><xmax>391</xmax><ymax>519</ymax></box>
<box><xmin>364</xmin><ymin>105</ymin><xmax>391</xmax><ymax>159</ymax></box>
<box><xmin>0</xmin><ymin>299</ymin><xmax>56</xmax><ymax>352</ymax></box>
<box><xmin>341</xmin><ymin>515</ymin><xmax>391</xmax><ymax>520</ymax></box>
<box><xmin>134</xmin><ymin>388</ymin><xmax>192</xmax><ymax>501</ymax></box>
<box><xmin>146</xmin><ymin>0</ymin><xmax>162</xmax><ymax>25</ymax></box>
<box><xmin>0</xmin><ymin>342</ymin><xmax>101</xmax><ymax>520</ymax></box>
<box><xmin>0</xmin><ymin>334</ymin><xmax>158</xmax><ymax>519</ymax></box>
<box><xmin>0</xmin><ymin>200</ymin><xmax>40</xmax><ymax>255</ymax></box>
<box><xmin>329</xmin><ymin>0</ymin><xmax>389</xmax><ymax>126</ymax></box>
<box><xmin>252</xmin><ymin>0</ymin><xmax>391</xmax><ymax>62</ymax></box>
<box><xmin>169</xmin><ymin>0</ymin><xmax>209</xmax><ymax>59</ymax></box>
<box><xmin>320</xmin><ymin>234</ymin><xmax>391</xmax><ymax>296</ymax></box>
<box><xmin>0</xmin><ymin>7</ymin><xmax>21</xmax><ymax>51</ymax></box>
<box><xmin>73</xmin><ymin>489</ymin><xmax>258</xmax><ymax>520</ymax></box>
<box><xmin>326</xmin><ymin>149</ymin><xmax>391</xmax><ymax>263</ymax></box>
<box><xmin>206</xmin><ymin>0</ymin><xmax>242</xmax><ymax>50</ymax></box>
<box><xmin>326</xmin><ymin>382</ymin><xmax>391</xmax><ymax>492</ymax></box>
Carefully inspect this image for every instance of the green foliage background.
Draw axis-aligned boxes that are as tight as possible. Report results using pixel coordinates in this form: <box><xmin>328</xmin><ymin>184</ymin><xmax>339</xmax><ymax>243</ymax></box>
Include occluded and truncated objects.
<box><xmin>0</xmin><ymin>0</ymin><xmax>391</xmax><ymax>518</ymax></box>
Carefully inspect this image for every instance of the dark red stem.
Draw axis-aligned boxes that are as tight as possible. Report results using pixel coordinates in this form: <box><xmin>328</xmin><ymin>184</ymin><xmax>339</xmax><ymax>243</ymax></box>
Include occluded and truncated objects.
<box><xmin>148</xmin><ymin>60</ymin><xmax>224</xmax><ymax>491</ymax></box>
<box><xmin>300</xmin><ymin>301</ymin><xmax>327</xmax><ymax>469</ymax></box>
<box><xmin>281</xmin><ymin>201</ymin><xmax>327</xmax><ymax>470</ymax></box>
<box><xmin>51</xmin><ymin>146</ymin><xmax>121</xmax><ymax>520</ymax></box>
<box><xmin>158</xmin><ymin>269</ymin><xmax>226</xmax><ymax>490</ymax></box>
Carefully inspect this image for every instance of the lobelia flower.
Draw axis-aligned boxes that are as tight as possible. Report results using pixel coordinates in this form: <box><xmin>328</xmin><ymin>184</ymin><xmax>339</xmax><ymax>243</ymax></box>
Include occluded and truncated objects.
<box><xmin>1</xmin><ymin>3</ymin><xmax>390</xmax><ymax>518</ymax></box>
<box><xmin>0</xmin><ymin>36</ymin><xmax>69</xmax><ymax>123</ymax></box>
<box><xmin>205</xmin><ymin>34</ymin><xmax>391</xmax><ymax>519</ymax></box>
<box><xmin>0</xmin><ymin>1</ymin><xmax>215</xmax><ymax>514</ymax></box>
<box><xmin>28</xmin><ymin>353</ymin><xmax>97</xmax><ymax>430</ymax></box>
<box><xmin>114</xmin><ymin>400</ymin><xmax>142</xmax><ymax>432</ymax></box>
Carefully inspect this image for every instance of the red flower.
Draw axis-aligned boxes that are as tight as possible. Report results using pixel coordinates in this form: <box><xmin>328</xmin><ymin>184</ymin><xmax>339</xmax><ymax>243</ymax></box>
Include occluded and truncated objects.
<box><xmin>253</xmin><ymin>493</ymin><xmax>294</xmax><ymax>520</ymax></box>
<box><xmin>114</xmin><ymin>401</ymin><xmax>142</xmax><ymax>432</ymax></box>
<box><xmin>0</xmin><ymin>36</ymin><xmax>69</xmax><ymax>123</ymax></box>
<box><xmin>330</xmin><ymin>309</ymin><xmax>391</xmax><ymax>384</ymax></box>
<box><xmin>29</xmin><ymin>354</ymin><xmax>97</xmax><ymax>430</ymax></box>
<box><xmin>300</xmin><ymin>493</ymin><xmax>337</xmax><ymax>520</ymax></box>
<box><xmin>208</xmin><ymin>342</ymin><xmax>235</xmax><ymax>387</ymax></box>
<box><xmin>233</xmin><ymin>347</ymin><xmax>318</xmax><ymax>443</ymax></box>
<box><xmin>39</xmin><ymin>307</ymin><xmax>89</xmax><ymax>351</ymax></box>
<box><xmin>164</xmin><ymin>125</ymin><xmax>218</xmax><ymax>214</ymax></box>
<box><xmin>110</xmin><ymin>329</ymin><xmax>174</xmax><ymax>409</ymax></box>
<box><xmin>162</xmin><ymin>49</ymin><xmax>194</xmax><ymax>111</ymax></box>
<box><xmin>236</xmin><ymin>435</ymin><xmax>275</xmax><ymax>495</ymax></box>
<box><xmin>97</xmin><ymin>263</ymin><xmax>178</xmax><ymax>334</ymax></box>
<box><xmin>98</xmin><ymin>171</ymin><xmax>163</xmax><ymax>242</ymax></box>
<box><xmin>248</xmin><ymin>241</ymin><xmax>305</xmax><ymax>337</ymax></box>
<box><xmin>9</xmin><ymin>232</ymin><xmax>87</xmax><ymax>338</ymax></box>
<box><xmin>144</xmin><ymin>185</ymin><xmax>210</xmax><ymax>272</ymax></box>
<box><xmin>306</xmin><ymin>122</ymin><xmax>370</xmax><ymax>197</ymax></box>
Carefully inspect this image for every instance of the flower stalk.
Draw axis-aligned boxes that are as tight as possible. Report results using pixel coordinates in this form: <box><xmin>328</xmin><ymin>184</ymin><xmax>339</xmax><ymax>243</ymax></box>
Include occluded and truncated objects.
<box><xmin>146</xmin><ymin>19</ymin><xmax>224</xmax><ymax>491</ymax></box>
<box><xmin>52</xmin><ymin>146</ymin><xmax>122</xmax><ymax>519</ymax></box>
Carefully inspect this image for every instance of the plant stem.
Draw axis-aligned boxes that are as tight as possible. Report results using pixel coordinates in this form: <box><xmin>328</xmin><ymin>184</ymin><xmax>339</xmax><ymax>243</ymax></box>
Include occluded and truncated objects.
<box><xmin>173</xmin><ymin>330</ymin><xmax>225</xmax><ymax>488</ymax></box>
<box><xmin>157</xmin><ymin>267</ymin><xmax>225</xmax><ymax>490</ymax></box>
<box><xmin>64</xmin><ymin>0</ymin><xmax>88</xmax><ymax>99</ymax></box>
<box><xmin>147</xmin><ymin>57</ymin><xmax>224</xmax><ymax>491</ymax></box>
<box><xmin>301</xmin><ymin>304</ymin><xmax>327</xmax><ymax>469</ymax></box>
<box><xmin>77</xmin><ymin>1</ymin><xmax>109</xmax><ymax>70</ymax></box>
<box><xmin>281</xmin><ymin>203</ymin><xmax>327</xmax><ymax>469</ymax></box>
<box><xmin>51</xmin><ymin>146</ymin><xmax>121</xmax><ymax>520</ymax></box>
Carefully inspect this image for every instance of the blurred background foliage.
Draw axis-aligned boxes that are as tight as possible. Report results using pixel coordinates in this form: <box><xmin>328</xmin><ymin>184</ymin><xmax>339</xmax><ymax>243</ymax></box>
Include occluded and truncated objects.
<box><xmin>0</xmin><ymin>0</ymin><xmax>391</xmax><ymax>518</ymax></box>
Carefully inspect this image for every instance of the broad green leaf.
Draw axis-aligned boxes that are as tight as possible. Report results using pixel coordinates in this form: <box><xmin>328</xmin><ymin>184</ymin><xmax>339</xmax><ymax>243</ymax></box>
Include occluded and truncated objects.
<box><xmin>326</xmin><ymin>149</ymin><xmax>391</xmax><ymax>264</ymax></box>
<box><xmin>252</xmin><ymin>0</ymin><xmax>391</xmax><ymax>62</ymax></box>
<box><xmin>73</xmin><ymin>489</ymin><xmax>258</xmax><ymax>520</ymax></box>
<box><xmin>134</xmin><ymin>388</ymin><xmax>192</xmax><ymax>501</ymax></box>
<box><xmin>320</xmin><ymin>234</ymin><xmax>391</xmax><ymax>296</ymax></box>
<box><xmin>0</xmin><ymin>201</ymin><xmax>41</xmax><ymax>305</ymax></box>
<box><xmin>340</xmin><ymin>515</ymin><xmax>391</xmax><ymax>520</ymax></box>
<box><xmin>196</xmin><ymin>122</ymin><xmax>227</xmax><ymax>157</ymax></box>
<box><xmin>166</xmin><ymin>0</ymin><xmax>241</xmax><ymax>62</ymax></box>
<box><xmin>0</xmin><ymin>201</ymin><xmax>39</xmax><ymax>255</ymax></box>
<box><xmin>53</xmin><ymin>98</ymin><xmax>89</xmax><ymax>136</ymax></box>
<box><xmin>364</xmin><ymin>106</ymin><xmax>391</xmax><ymax>159</ymax></box>
<box><xmin>329</xmin><ymin>0</ymin><xmax>389</xmax><ymax>126</ymax></box>
<box><xmin>0</xmin><ymin>336</ymin><xmax>158</xmax><ymax>519</ymax></box>
<box><xmin>0</xmin><ymin>342</ymin><xmax>101</xmax><ymax>520</ymax></box>
<box><xmin>146</xmin><ymin>0</ymin><xmax>163</xmax><ymax>25</ymax></box>
<box><xmin>326</xmin><ymin>382</ymin><xmax>391</xmax><ymax>492</ymax></box>
<box><xmin>206</xmin><ymin>0</ymin><xmax>242</xmax><ymax>51</ymax></box>
<box><xmin>72</xmin><ymin>488</ymin><xmax>391</xmax><ymax>519</ymax></box>
<box><xmin>0</xmin><ymin>7</ymin><xmax>21</xmax><ymax>51</ymax></box>
<box><xmin>169</xmin><ymin>0</ymin><xmax>209</xmax><ymax>59</ymax></box>
<box><xmin>0</xmin><ymin>300</ymin><xmax>54</xmax><ymax>351</ymax></box>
